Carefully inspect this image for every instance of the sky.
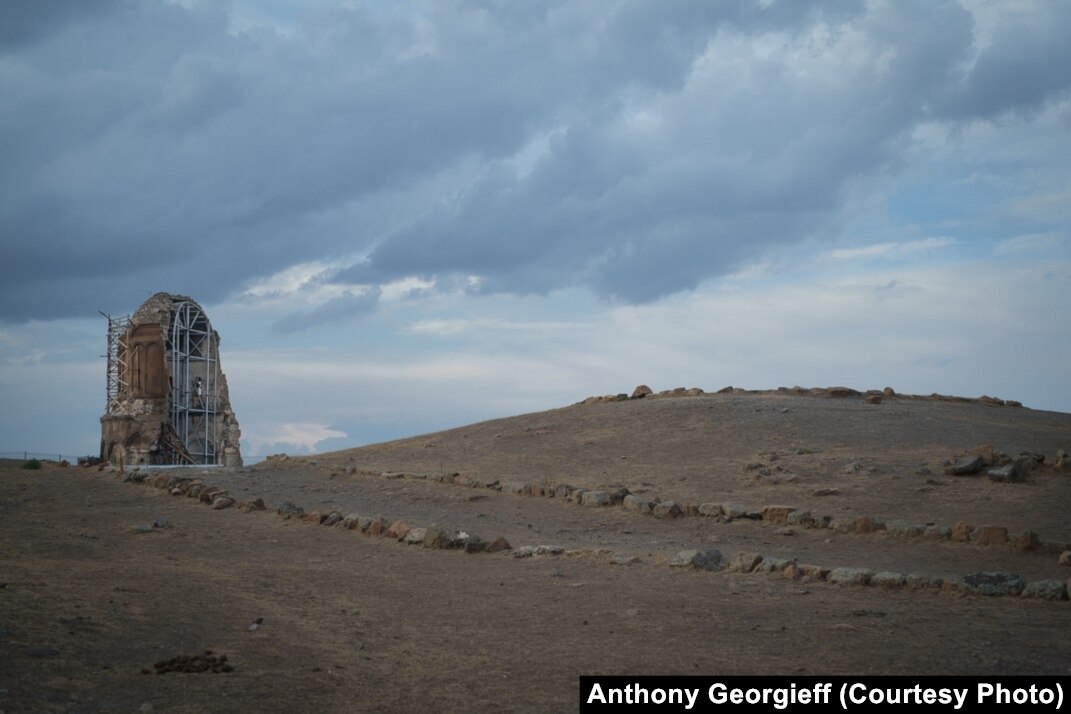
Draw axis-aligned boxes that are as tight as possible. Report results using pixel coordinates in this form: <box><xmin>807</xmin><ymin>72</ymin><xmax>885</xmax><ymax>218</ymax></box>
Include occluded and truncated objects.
<box><xmin>1</xmin><ymin>0</ymin><xmax>1069</xmax><ymax>460</ymax></box>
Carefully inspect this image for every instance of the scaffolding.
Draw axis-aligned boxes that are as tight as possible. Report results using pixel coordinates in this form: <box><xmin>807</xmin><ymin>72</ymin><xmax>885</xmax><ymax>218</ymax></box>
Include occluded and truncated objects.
<box><xmin>100</xmin><ymin>311</ymin><xmax>130</xmax><ymax>414</ymax></box>
<box><xmin>167</xmin><ymin>300</ymin><xmax>219</xmax><ymax>465</ymax></box>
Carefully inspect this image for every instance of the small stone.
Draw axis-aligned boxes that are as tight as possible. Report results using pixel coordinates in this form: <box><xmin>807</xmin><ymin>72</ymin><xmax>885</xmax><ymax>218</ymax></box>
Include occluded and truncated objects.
<box><xmin>970</xmin><ymin>525</ymin><xmax>1008</xmax><ymax>546</ymax></box>
<box><xmin>865</xmin><ymin>394</ymin><xmax>882</xmax><ymax>405</ymax></box>
<box><xmin>366</xmin><ymin>517</ymin><xmax>387</xmax><ymax>536</ymax></box>
<box><xmin>321</xmin><ymin>512</ymin><xmax>343</xmax><ymax>527</ymax></box>
<box><xmin>486</xmin><ymin>536</ymin><xmax>511</xmax><ymax>553</ymax></box>
<box><xmin>1020</xmin><ymin>580</ymin><xmax>1068</xmax><ymax>601</ymax></box>
<box><xmin>950</xmin><ymin>521</ymin><xmax>974</xmax><ymax>542</ymax></box>
<box><xmin>904</xmin><ymin>574</ymin><xmax>943</xmax><ymax>590</ymax></box>
<box><xmin>887</xmin><ymin>521</ymin><xmax>925</xmax><ymax>539</ymax></box>
<box><xmin>464</xmin><ymin>539</ymin><xmax>487</xmax><ymax>554</ymax></box>
<box><xmin>339</xmin><ymin>514</ymin><xmax>362</xmax><ymax>529</ymax></box>
<box><xmin>210</xmin><ymin>496</ymin><xmax>234</xmax><ymax>510</ymax></box>
<box><xmin>812</xmin><ymin>488</ymin><xmax>839</xmax><ymax>497</ymax></box>
<box><xmin>1059</xmin><ymin>551</ymin><xmax>1071</xmax><ymax>567</ymax></box>
<box><xmin>500</xmin><ymin>481</ymin><xmax>525</xmax><ymax>494</ymax></box>
<box><xmin>962</xmin><ymin>572</ymin><xmax>1025</xmax><ymax>597</ymax></box>
<box><xmin>828</xmin><ymin>568</ymin><xmax>873</xmax><ymax>586</ymax></box>
<box><xmin>403</xmin><ymin>528</ymin><xmax>427</xmax><ymax>545</ymax></box>
<box><xmin>986</xmin><ymin>463</ymin><xmax>1021</xmax><ymax>482</ymax></box>
<box><xmin>721</xmin><ymin>502</ymin><xmax>747</xmax><ymax>521</ymax></box>
<box><xmin>129</xmin><ymin>524</ymin><xmax>154</xmax><ymax>534</ymax></box>
<box><xmin>610</xmin><ymin>555</ymin><xmax>640</xmax><ymax>565</ymax></box>
<box><xmin>384</xmin><ymin>521</ymin><xmax>410</xmax><ymax>540</ymax></box>
<box><xmin>871</xmin><ymin>572</ymin><xmax>907</xmax><ymax>588</ymax></box>
<box><xmin>775</xmin><ymin>527</ymin><xmax>796</xmax><ymax>536</ymax></box>
<box><xmin>652</xmin><ymin>501</ymin><xmax>682</xmax><ymax>519</ymax></box>
<box><xmin>244</xmin><ymin>498</ymin><xmax>266</xmax><ymax>512</ymax></box>
<box><xmin>757</xmin><ymin>557</ymin><xmax>790</xmax><ymax>573</ymax></box>
<box><xmin>697</xmin><ymin>502</ymin><xmax>723</xmax><ymax>518</ymax></box>
<box><xmin>781</xmin><ymin>562</ymin><xmax>801</xmax><ymax>580</ymax></box>
<box><xmin>883</xmin><ymin>386</ymin><xmax>895</xmax><ymax>396</ymax></box>
<box><xmin>726</xmin><ymin>552</ymin><xmax>763</xmax><ymax>573</ymax></box>
<box><xmin>630</xmin><ymin>385</ymin><xmax>653</xmax><ymax>399</ymax></box>
<box><xmin>786</xmin><ymin>510</ymin><xmax>814</xmax><ymax>527</ymax></box>
<box><xmin>923</xmin><ymin>525</ymin><xmax>951</xmax><ymax>541</ymax></box>
<box><xmin>1009</xmin><ymin>530</ymin><xmax>1039</xmax><ymax>552</ymax></box>
<box><xmin>853</xmin><ymin>516</ymin><xmax>886</xmax><ymax>534</ymax></box>
<box><xmin>580</xmin><ymin>491</ymin><xmax>611</xmax><ymax>508</ymax></box>
<box><xmin>669</xmin><ymin>548</ymin><xmax>724</xmax><ymax>571</ymax></box>
<box><xmin>761</xmin><ymin>506</ymin><xmax>795</xmax><ymax>525</ymax></box>
<box><xmin>276</xmin><ymin>501</ymin><xmax>304</xmax><ymax>518</ymax></box>
<box><xmin>945</xmin><ymin>455</ymin><xmax>984</xmax><ymax>476</ymax></box>
<box><xmin>139</xmin><ymin>704</ymin><xmax>155</xmax><ymax>713</ymax></box>
<box><xmin>622</xmin><ymin>495</ymin><xmax>653</xmax><ymax>514</ymax></box>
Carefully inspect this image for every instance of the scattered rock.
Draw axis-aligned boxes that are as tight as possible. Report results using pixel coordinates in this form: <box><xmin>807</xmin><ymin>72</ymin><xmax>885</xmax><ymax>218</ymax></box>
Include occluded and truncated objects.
<box><xmin>500</xmin><ymin>481</ymin><xmax>525</xmax><ymax>494</ymax></box>
<box><xmin>786</xmin><ymin>510</ymin><xmax>814</xmax><ymax>527</ymax></box>
<box><xmin>970</xmin><ymin>525</ymin><xmax>1008</xmax><ymax>546</ymax></box>
<box><xmin>1020</xmin><ymin>580</ymin><xmax>1068</xmax><ymax>601</ymax></box>
<box><xmin>757</xmin><ymin>557</ymin><xmax>790</xmax><ymax>573</ymax></box>
<box><xmin>610</xmin><ymin>555</ymin><xmax>641</xmax><ymax>565</ymax></box>
<box><xmin>882</xmin><ymin>386</ymin><xmax>895</xmax><ymax>396</ymax></box>
<box><xmin>244</xmin><ymin>498</ymin><xmax>266</xmax><ymax>512</ymax></box>
<box><xmin>210</xmin><ymin>497</ymin><xmax>234</xmax><ymax>510</ymax></box>
<box><xmin>339</xmin><ymin>514</ymin><xmax>363</xmax><ymax>530</ymax></box>
<box><xmin>780</xmin><ymin>562</ymin><xmax>801</xmax><ymax>580</ymax></box>
<box><xmin>962</xmin><ymin>572</ymin><xmax>1025</xmax><ymax>597</ymax></box>
<box><xmin>865</xmin><ymin>395</ymin><xmax>882</xmax><ymax>405</ymax></box>
<box><xmin>945</xmin><ymin>455</ymin><xmax>984</xmax><ymax>476</ymax></box>
<box><xmin>321</xmin><ymin>512</ymin><xmax>343</xmax><ymax>527</ymax></box>
<box><xmin>812</xmin><ymin>488</ymin><xmax>839</xmax><ymax>497</ymax></box>
<box><xmin>669</xmin><ymin>549</ymin><xmax>724</xmax><ymax>571</ymax></box>
<box><xmin>630</xmin><ymin>385</ymin><xmax>652</xmax><ymax>399</ymax></box>
<box><xmin>366</xmin><ymin>517</ymin><xmax>387</xmax><ymax>536</ymax></box>
<box><xmin>128</xmin><ymin>524</ymin><xmax>154</xmax><ymax>534</ymax></box>
<box><xmin>828</xmin><ymin>568</ymin><xmax>874</xmax><ymax>586</ymax></box>
<box><xmin>1059</xmin><ymin>551</ymin><xmax>1071</xmax><ymax>567</ymax></box>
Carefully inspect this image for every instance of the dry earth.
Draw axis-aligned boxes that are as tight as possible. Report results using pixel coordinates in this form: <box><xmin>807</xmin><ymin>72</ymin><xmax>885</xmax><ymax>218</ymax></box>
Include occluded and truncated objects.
<box><xmin>2</xmin><ymin>389</ymin><xmax>1071</xmax><ymax>712</ymax></box>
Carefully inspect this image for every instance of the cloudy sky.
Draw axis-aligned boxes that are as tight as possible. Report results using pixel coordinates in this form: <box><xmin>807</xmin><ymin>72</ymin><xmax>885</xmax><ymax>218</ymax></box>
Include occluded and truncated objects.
<box><xmin>2</xmin><ymin>0</ymin><xmax>1069</xmax><ymax>460</ymax></box>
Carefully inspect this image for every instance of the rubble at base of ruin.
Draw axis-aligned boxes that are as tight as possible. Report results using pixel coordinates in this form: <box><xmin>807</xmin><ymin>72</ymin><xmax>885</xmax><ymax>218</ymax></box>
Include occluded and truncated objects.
<box><xmin>100</xmin><ymin>292</ymin><xmax>242</xmax><ymax>468</ymax></box>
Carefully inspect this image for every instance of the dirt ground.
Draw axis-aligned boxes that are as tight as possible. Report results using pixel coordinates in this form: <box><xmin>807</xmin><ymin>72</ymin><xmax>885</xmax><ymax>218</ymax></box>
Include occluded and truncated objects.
<box><xmin>2</xmin><ymin>391</ymin><xmax>1071</xmax><ymax>712</ymax></box>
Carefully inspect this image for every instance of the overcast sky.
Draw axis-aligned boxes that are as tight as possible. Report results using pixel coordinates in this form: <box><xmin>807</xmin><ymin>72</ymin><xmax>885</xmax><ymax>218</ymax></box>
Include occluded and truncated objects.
<box><xmin>1</xmin><ymin>0</ymin><xmax>1069</xmax><ymax>460</ymax></box>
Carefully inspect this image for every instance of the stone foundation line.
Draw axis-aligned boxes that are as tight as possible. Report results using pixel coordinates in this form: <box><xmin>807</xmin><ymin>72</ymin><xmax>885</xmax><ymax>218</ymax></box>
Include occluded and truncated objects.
<box><xmin>275</xmin><ymin>457</ymin><xmax>1068</xmax><ymax>556</ymax></box>
<box><xmin>117</xmin><ymin>469</ymin><xmax>1070</xmax><ymax>603</ymax></box>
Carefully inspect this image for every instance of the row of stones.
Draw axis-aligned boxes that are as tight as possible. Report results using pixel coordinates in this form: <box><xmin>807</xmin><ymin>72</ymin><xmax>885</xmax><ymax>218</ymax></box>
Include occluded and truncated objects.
<box><xmin>122</xmin><ymin>470</ymin><xmax>1068</xmax><ymax>602</ymax></box>
<box><xmin>577</xmin><ymin>384</ymin><xmax>1024</xmax><ymax>407</ymax></box>
<box><xmin>590</xmin><ymin>547</ymin><xmax>1069</xmax><ymax>601</ymax></box>
<box><xmin>336</xmin><ymin>466</ymin><xmax>1066</xmax><ymax>557</ymax></box>
<box><xmin>131</xmin><ymin>472</ymin><xmax>512</xmax><ymax>555</ymax></box>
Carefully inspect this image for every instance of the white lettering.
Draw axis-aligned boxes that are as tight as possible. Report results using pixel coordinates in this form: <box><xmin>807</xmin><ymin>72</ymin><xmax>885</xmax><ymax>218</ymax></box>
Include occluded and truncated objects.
<box><xmin>587</xmin><ymin>683</ymin><xmax>606</xmax><ymax>705</ymax></box>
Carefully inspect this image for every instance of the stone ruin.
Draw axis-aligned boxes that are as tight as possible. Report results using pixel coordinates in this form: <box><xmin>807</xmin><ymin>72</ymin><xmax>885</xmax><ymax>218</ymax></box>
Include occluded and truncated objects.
<box><xmin>100</xmin><ymin>293</ymin><xmax>242</xmax><ymax>467</ymax></box>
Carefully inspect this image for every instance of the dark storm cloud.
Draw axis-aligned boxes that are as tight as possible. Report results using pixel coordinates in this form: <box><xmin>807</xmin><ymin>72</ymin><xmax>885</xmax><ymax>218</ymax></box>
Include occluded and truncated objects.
<box><xmin>1</xmin><ymin>0</ymin><xmax>1066</xmax><ymax>321</ymax></box>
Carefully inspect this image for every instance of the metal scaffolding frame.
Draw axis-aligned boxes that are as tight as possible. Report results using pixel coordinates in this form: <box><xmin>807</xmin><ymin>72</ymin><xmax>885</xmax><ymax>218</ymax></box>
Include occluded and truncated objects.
<box><xmin>167</xmin><ymin>300</ymin><xmax>219</xmax><ymax>465</ymax></box>
<box><xmin>101</xmin><ymin>312</ymin><xmax>131</xmax><ymax>415</ymax></box>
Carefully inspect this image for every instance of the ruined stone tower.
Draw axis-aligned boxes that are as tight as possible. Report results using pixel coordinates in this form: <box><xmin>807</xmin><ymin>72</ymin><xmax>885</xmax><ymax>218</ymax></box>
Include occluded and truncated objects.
<box><xmin>100</xmin><ymin>293</ymin><xmax>242</xmax><ymax>467</ymax></box>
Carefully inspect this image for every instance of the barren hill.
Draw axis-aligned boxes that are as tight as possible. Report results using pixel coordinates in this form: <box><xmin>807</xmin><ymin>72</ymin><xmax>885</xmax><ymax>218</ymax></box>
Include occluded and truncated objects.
<box><xmin>316</xmin><ymin>388</ymin><xmax>1071</xmax><ymax>541</ymax></box>
<box><xmin>3</xmin><ymin>387</ymin><xmax>1070</xmax><ymax>711</ymax></box>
